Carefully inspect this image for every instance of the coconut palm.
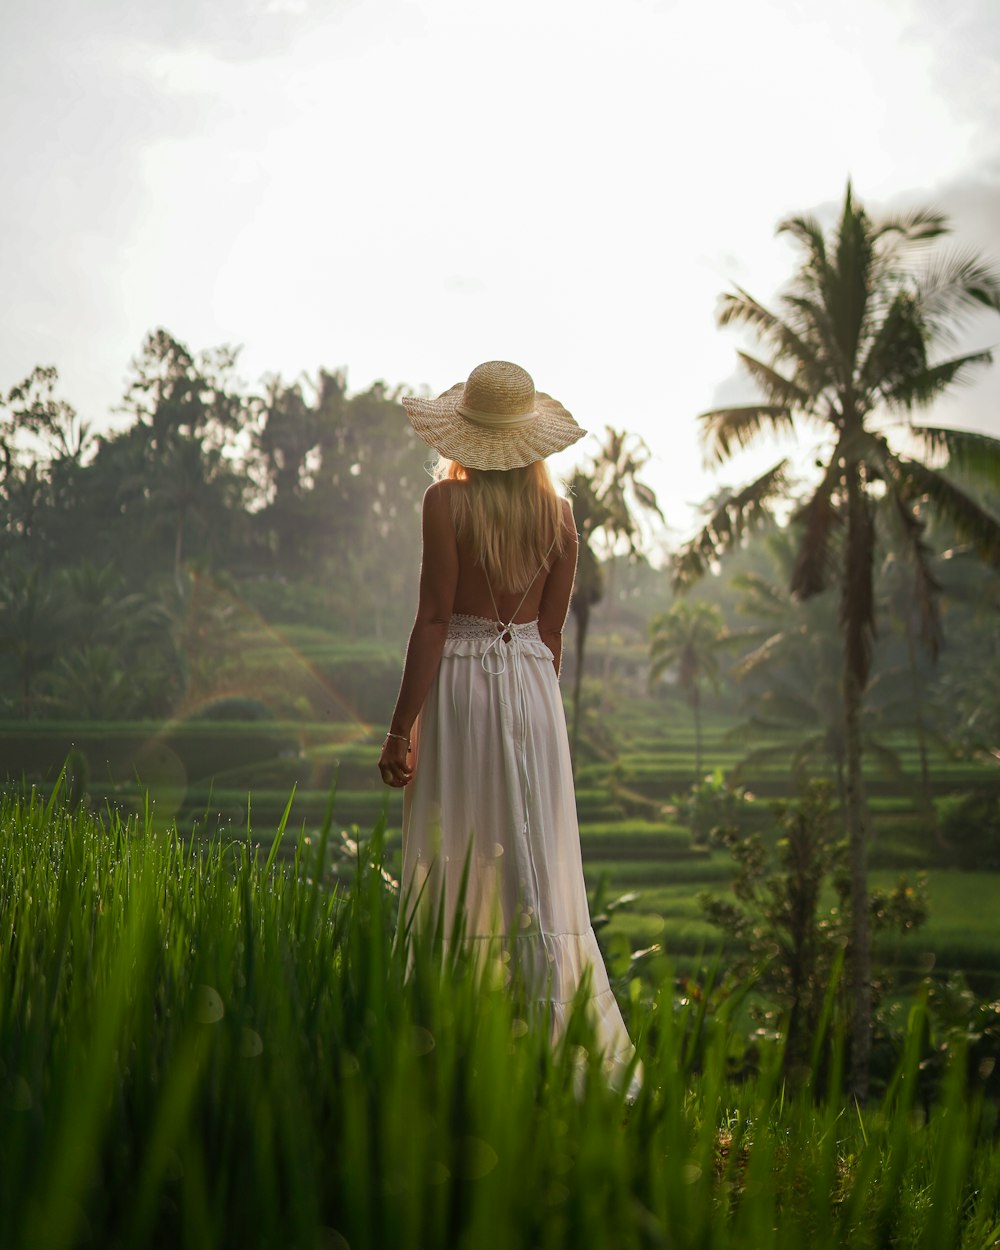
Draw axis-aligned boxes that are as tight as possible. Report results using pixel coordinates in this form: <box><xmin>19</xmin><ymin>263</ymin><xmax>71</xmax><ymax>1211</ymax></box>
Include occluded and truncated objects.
<box><xmin>649</xmin><ymin>599</ymin><xmax>729</xmax><ymax>782</ymax></box>
<box><xmin>727</xmin><ymin>532</ymin><xmax>912</xmax><ymax>803</ymax></box>
<box><xmin>568</xmin><ymin>428</ymin><xmax>662</xmax><ymax>767</ymax></box>
<box><xmin>676</xmin><ymin>184</ymin><xmax>1000</xmax><ymax>1099</ymax></box>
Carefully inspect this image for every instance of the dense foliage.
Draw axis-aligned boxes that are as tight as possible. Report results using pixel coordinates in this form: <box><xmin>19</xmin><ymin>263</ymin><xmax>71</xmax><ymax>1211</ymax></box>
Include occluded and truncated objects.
<box><xmin>2</xmin><ymin>329</ymin><xmax>998</xmax><ymax>767</ymax></box>
<box><xmin>673</xmin><ymin>185</ymin><xmax>1000</xmax><ymax>1094</ymax></box>
<box><xmin>0</xmin><ymin>332</ymin><xmax>428</xmax><ymax>721</ymax></box>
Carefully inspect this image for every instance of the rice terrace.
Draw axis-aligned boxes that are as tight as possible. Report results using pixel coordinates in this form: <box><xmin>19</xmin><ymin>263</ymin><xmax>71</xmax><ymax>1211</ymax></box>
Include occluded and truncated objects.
<box><xmin>3</xmin><ymin>446</ymin><xmax>1000</xmax><ymax>1247</ymax></box>
<box><xmin>4</xmin><ymin>28</ymin><xmax>1000</xmax><ymax>1246</ymax></box>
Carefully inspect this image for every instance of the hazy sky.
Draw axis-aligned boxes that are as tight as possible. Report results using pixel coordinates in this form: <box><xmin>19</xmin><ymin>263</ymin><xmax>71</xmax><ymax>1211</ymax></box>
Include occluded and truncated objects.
<box><xmin>3</xmin><ymin>0</ymin><xmax>999</xmax><ymax>534</ymax></box>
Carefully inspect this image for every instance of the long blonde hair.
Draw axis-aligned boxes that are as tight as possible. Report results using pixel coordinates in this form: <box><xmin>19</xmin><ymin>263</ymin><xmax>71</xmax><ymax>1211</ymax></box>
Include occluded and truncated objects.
<box><xmin>434</xmin><ymin>459</ymin><xmax>567</xmax><ymax>594</ymax></box>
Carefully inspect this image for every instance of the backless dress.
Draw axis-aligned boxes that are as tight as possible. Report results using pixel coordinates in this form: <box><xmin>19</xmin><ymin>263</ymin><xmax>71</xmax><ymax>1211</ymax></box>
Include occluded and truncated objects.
<box><xmin>397</xmin><ymin>556</ymin><xmax>642</xmax><ymax>1098</ymax></box>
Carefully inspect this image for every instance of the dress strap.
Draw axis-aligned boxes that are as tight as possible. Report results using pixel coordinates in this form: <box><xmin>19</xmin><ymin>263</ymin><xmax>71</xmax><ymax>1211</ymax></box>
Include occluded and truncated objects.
<box><xmin>479</xmin><ymin>535</ymin><xmax>558</xmax><ymax>859</ymax></box>
<box><xmin>484</xmin><ymin>535</ymin><xmax>557</xmax><ymax>632</ymax></box>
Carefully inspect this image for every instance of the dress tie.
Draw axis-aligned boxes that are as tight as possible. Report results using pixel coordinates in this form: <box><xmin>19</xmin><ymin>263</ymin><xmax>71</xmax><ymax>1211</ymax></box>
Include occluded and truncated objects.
<box><xmin>481</xmin><ymin>618</ymin><xmax>534</xmax><ymax>839</ymax></box>
<box><xmin>479</xmin><ymin>540</ymin><xmax>556</xmax><ymax>843</ymax></box>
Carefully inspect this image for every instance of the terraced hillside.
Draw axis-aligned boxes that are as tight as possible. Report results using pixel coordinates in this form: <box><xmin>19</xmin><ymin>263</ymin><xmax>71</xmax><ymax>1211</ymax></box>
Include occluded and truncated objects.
<box><xmin>5</xmin><ymin>697</ymin><xmax>997</xmax><ymax>989</ymax></box>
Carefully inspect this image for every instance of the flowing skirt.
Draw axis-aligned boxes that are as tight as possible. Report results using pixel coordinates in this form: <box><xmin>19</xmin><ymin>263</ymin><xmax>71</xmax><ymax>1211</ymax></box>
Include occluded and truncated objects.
<box><xmin>397</xmin><ymin>614</ymin><xmax>642</xmax><ymax>1097</ymax></box>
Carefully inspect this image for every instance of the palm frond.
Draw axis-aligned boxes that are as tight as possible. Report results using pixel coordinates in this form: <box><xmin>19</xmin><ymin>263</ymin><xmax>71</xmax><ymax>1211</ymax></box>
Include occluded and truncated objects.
<box><xmin>673</xmin><ymin>460</ymin><xmax>788</xmax><ymax>589</ymax></box>
<box><xmin>883</xmin><ymin>350</ymin><xmax>994</xmax><ymax>410</ymax></box>
<box><xmin>576</xmin><ymin>427</ymin><xmax>664</xmax><ymax>553</ymax></box>
<box><xmin>630</xmin><ymin>479</ymin><xmax>665</xmax><ymax>521</ymax></box>
<box><xmin>730</xmin><ymin>631</ymin><xmax>792</xmax><ymax>680</ymax></box>
<box><xmin>780</xmin><ymin>295</ymin><xmax>839</xmax><ymax>365</ymax></box>
<box><xmin>893</xmin><ymin>458</ymin><xmax>1000</xmax><ymax>566</ymax></box>
<box><xmin>789</xmin><ymin>454</ymin><xmax>844</xmax><ymax>599</ymax></box>
<box><xmin>777</xmin><ymin>214</ymin><xmax>828</xmax><ymax>270</ymax></box>
<box><xmin>729</xmin><ymin>572</ymin><xmax>790</xmax><ymax>616</ymax></box>
<box><xmin>901</xmin><ymin>425</ymin><xmax>1000</xmax><ymax>490</ymax></box>
<box><xmin>872</xmin><ymin>207</ymin><xmax>949</xmax><ymax>245</ymax></box>
<box><xmin>830</xmin><ymin>196</ymin><xmax>876</xmax><ymax>370</ymax></box>
<box><xmin>854</xmin><ymin>428</ymin><xmax>896</xmax><ymax>481</ymax></box>
<box><xmin>751</xmin><ymin>688</ymin><xmax>828</xmax><ymax>723</ymax></box>
<box><xmin>918</xmin><ymin>248</ymin><xmax>1000</xmax><ymax>341</ymax></box>
<box><xmin>718</xmin><ymin>290</ymin><xmax>824</xmax><ymax>381</ymax></box>
<box><xmin>886</xmin><ymin>490</ymin><xmax>943</xmax><ymax>660</ymax></box>
<box><xmin>721</xmin><ymin>622</ymin><xmax>774</xmax><ymax>651</ymax></box>
<box><xmin>736</xmin><ymin>353</ymin><xmax>811</xmax><ymax>409</ymax></box>
<box><xmin>859</xmin><ymin>291</ymin><xmax>927</xmax><ymax>400</ymax></box>
<box><xmin>732</xmin><ymin>736</ymin><xmax>828</xmax><ymax>774</ymax></box>
<box><xmin>699</xmin><ymin>404</ymin><xmax>796</xmax><ymax>464</ymax></box>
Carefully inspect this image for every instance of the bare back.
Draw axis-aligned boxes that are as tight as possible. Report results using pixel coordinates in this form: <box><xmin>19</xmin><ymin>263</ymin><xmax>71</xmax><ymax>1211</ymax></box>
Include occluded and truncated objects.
<box><xmin>444</xmin><ymin>484</ymin><xmax>579</xmax><ymax>628</ymax></box>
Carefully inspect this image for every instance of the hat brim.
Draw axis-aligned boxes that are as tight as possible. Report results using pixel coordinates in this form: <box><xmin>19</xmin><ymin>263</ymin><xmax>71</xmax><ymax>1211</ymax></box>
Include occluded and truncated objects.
<box><xmin>402</xmin><ymin>383</ymin><xmax>587</xmax><ymax>470</ymax></box>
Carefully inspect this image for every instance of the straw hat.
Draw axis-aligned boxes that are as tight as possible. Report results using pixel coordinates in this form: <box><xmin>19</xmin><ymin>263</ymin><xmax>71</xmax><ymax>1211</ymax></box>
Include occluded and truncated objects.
<box><xmin>402</xmin><ymin>361</ymin><xmax>586</xmax><ymax>471</ymax></box>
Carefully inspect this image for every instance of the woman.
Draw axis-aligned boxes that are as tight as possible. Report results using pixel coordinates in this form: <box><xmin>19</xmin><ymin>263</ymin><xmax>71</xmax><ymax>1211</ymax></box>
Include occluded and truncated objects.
<box><xmin>378</xmin><ymin>360</ymin><xmax>641</xmax><ymax>1098</ymax></box>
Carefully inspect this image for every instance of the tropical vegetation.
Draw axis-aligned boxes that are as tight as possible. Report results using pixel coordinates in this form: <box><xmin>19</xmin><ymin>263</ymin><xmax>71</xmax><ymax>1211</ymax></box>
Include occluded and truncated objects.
<box><xmin>674</xmin><ymin>183</ymin><xmax>1000</xmax><ymax>1097</ymax></box>
<box><xmin>1</xmin><ymin>260</ymin><xmax>998</xmax><ymax>976</ymax></box>
<box><xmin>568</xmin><ymin>427</ymin><xmax>662</xmax><ymax>766</ymax></box>
<box><xmin>649</xmin><ymin>598</ymin><xmax>730</xmax><ymax>780</ymax></box>
<box><xmin>2</xmin><ymin>786</ymin><xmax>999</xmax><ymax>1250</ymax></box>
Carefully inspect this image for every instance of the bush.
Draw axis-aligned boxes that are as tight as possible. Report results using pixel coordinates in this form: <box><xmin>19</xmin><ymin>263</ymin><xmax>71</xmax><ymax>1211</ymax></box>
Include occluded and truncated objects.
<box><xmin>672</xmin><ymin>767</ymin><xmax>755</xmax><ymax>846</ymax></box>
<box><xmin>701</xmin><ymin>781</ymin><xmax>929</xmax><ymax>1083</ymax></box>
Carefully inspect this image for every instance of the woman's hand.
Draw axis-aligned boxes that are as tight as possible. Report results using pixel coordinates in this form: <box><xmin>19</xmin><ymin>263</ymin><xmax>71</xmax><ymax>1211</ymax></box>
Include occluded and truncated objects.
<box><xmin>378</xmin><ymin>735</ymin><xmax>413</xmax><ymax>788</ymax></box>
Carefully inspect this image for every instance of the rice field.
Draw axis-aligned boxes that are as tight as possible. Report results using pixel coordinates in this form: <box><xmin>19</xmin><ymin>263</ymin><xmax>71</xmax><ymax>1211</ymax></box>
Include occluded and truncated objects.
<box><xmin>3</xmin><ymin>703</ymin><xmax>999</xmax><ymax>993</ymax></box>
<box><xmin>2</xmin><ymin>786</ymin><xmax>1000</xmax><ymax>1249</ymax></box>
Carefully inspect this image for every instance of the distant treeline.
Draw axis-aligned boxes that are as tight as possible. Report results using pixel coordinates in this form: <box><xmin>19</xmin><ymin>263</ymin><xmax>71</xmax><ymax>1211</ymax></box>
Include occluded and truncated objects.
<box><xmin>1</xmin><ymin>328</ymin><xmax>998</xmax><ymax>770</ymax></box>
<box><xmin>0</xmin><ymin>329</ymin><xmax>430</xmax><ymax>720</ymax></box>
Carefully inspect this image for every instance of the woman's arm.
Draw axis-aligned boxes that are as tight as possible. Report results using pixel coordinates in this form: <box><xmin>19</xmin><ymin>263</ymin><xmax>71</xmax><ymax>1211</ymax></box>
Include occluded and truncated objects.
<box><xmin>537</xmin><ymin>498</ymin><xmax>579</xmax><ymax>678</ymax></box>
<box><xmin>378</xmin><ymin>482</ymin><xmax>458</xmax><ymax>786</ymax></box>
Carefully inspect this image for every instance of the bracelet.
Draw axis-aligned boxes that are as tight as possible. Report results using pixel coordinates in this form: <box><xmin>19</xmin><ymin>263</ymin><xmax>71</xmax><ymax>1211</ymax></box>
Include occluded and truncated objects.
<box><xmin>384</xmin><ymin>731</ymin><xmax>411</xmax><ymax>748</ymax></box>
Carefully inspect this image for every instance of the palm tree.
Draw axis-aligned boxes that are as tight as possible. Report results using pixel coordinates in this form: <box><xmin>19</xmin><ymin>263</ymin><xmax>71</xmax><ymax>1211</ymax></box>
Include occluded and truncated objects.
<box><xmin>676</xmin><ymin>184</ymin><xmax>1000</xmax><ymax>1099</ymax></box>
<box><xmin>45</xmin><ymin>645</ymin><xmax>135</xmax><ymax>720</ymax></box>
<box><xmin>729</xmin><ymin>538</ymin><xmax>851</xmax><ymax>790</ymax></box>
<box><xmin>727</xmin><ymin>531</ymin><xmax>910</xmax><ymax>804</ymax></box>
<box><xmin>649</xmin><ymin>599</ymin><xmax>729</xmax><ymax>781</ymax></box>
<box><xmin>568</xmin><ymin>428</ymin><xmax>662</xmax><ymax>767</ymax></box>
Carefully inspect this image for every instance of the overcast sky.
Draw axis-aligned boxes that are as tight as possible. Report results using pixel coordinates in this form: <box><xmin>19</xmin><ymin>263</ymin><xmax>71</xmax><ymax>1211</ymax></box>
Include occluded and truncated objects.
<box><xmin>2</xmin><ymin>0</ymin><xmax>999</xmax><ymax>534</ymax></box>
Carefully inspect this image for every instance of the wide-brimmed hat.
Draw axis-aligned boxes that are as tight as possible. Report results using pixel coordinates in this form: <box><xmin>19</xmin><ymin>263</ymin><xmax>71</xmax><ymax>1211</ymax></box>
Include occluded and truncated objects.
<box><xmin>402</xmin><ymin>360</ymin><xmax>586</xmax><ymax>471</ymax></box>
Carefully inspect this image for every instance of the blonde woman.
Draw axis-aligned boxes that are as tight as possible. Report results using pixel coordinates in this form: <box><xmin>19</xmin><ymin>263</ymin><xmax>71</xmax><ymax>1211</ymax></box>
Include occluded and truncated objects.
<box><xmin>379</xmin><ymin>361</ymin><xmax>641</xmax><ymax>1099</ymax></box>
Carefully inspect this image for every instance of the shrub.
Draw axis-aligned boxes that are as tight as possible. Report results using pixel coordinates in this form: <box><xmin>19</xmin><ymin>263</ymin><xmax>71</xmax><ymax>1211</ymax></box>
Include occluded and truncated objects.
<box><xmin>672</xmin><ymin>766</ymin><xmax>755</xmax><ymax>846</ymax></box>
<box><xmin>701</xmin><ymin>781</ymin><xmax>928</xmax><ymax>1083</ymax></box>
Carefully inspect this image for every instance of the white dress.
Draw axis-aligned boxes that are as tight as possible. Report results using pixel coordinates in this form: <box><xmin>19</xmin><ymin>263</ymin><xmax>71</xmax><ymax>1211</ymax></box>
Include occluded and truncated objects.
<box><xmin>397</xmin><ymin>608</ymin><xmax>642</xmax><ymax>1099</ymax></box>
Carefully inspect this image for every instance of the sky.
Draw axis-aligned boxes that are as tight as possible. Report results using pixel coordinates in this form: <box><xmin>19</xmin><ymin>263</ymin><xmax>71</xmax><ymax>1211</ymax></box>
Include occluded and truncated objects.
<box><xmin>2</xmin><ymin>0</ymin><xmax>999</xmax><ymax>538</ymax></box>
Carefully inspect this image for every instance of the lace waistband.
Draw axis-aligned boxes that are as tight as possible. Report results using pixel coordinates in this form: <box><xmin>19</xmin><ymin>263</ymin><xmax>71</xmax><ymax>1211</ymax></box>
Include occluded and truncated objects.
<box><xmin>447</xmin><ymin>613</ymin><xmax>542</xmax><ymax>643</ymax></box>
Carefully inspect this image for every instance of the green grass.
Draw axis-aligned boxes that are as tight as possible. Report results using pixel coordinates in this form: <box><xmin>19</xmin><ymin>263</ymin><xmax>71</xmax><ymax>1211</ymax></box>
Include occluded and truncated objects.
<box><xmin>584</xmin><ymin>858</ymin><xmax>734</xmax><ymax>888</ymax></box>
<box><xmin>589</xmin><ymin>859</ymin><xmax>1000</xmax><ymax>984</ymax></box>
<box><xmin>871</xmin><ymin>869</ymin><xmax>1000</xmax><ymax>977</ymax></box>
<box><xmin>3</xmin><ymin>788</ymin><xmax>1000</xmax><ymax>1249</ymax></box>
<box><xmin>592</xmin><ymin>881</ymin><xmax>724</xmax><ymax>953</ymax></box>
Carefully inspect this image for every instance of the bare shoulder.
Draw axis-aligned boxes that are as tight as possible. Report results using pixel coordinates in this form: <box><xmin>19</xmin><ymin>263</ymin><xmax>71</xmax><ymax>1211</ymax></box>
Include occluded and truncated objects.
<box><xmin>423</xmin><ymin>478</ymin><xmax>448</xmax><ymax>501</ymax></box>
<box><xmin>558</xmin><ymin>496</ymin><xmax>578</xmax><ymax>540</ymax></box>
<box><xmin>422</xmin><ymin>479</ymin><xmax>457</xmax><ymax>513</ymax></box>
<box><xmin>421</xmin><ymin>481</ymin><xmax>459</xmax><ymax>552</ymax></box>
